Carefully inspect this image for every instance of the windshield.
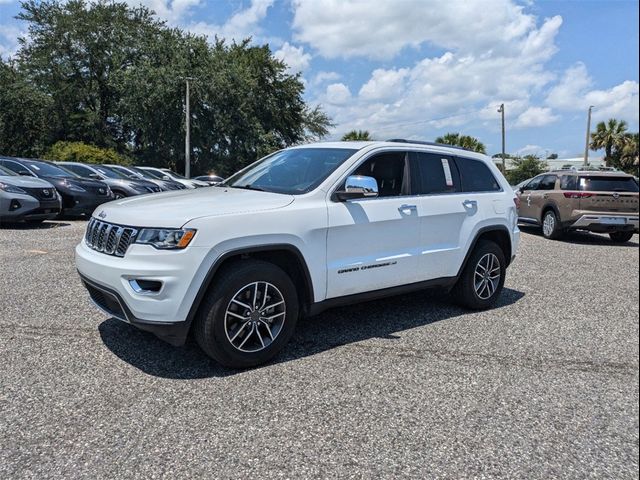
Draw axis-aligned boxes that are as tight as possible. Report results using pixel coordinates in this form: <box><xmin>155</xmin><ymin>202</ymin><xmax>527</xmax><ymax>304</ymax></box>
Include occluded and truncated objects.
<box><xmin>224</xmin><ymin>148</ymin><xmax>358</xmax><ymax>194</ymax></box>
<box><xmin>162</xmin><ymin>169</ymin><xmax>185</xmax><ymax>179</ymax></box>
<box><xmin>0</xmin><ymin>165</ymin><xmax>17</xmax><ymax>176</ymax></box>
<box><xmin>579</xmin><ymin>176</ymin><xmax>639</xmax><ymax>192</ymax></box>
<box><xmin>25</xmin><ymin>161</ymin><xmax>77</xmax><ymax>178</ymax></box>
<box><xmin>94</xmin><ymin>166</ymin><xmax>125</xmax><ymax>179</ymax></box>
<box><xmin>133</xmin><ymin>167</ymin><xmax>163</xmax><ymax>180</ymax></box>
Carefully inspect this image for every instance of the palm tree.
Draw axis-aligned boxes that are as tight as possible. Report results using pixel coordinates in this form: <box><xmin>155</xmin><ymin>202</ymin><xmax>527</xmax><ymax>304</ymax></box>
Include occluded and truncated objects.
<box><xmin>590</xmin><ymin>118</ymin><xmax>628</xmax><ymax>166</ymax></box>
<box><xmin>342</xmin><ymin>130</ymin><xmax>372</xmax><ymax>141</ymax></box>
<box><xmin>434</xmin><ymin>132</ymin><xmax>486</xmax><ymax>154</ymax></box>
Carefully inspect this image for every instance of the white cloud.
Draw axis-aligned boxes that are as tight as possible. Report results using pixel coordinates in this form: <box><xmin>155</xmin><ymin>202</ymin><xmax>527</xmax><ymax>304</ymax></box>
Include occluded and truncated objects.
<box><xmin>0</xmin><ymin>23</ymin><xmax>22</xmax><ymax>60</ymax></box>
<box><xmin>311</xmin><ymin>71</ymin><xmax>341</xmax><ymax>87</ymax></box>
<box><xmin>546</xmin><ymin>62</ymin><xmax>639</xmax><ymax>126</ymax></box>
<box><xmin>324</xmin><ymin>83</ymin><xmax>351</xmax><ymax>105</ymax></box>
<box><xmin>183</xmin><ymin>0</ymin><xmax>274</xmax><ymax>43</ymax></box>
<box><xmin>292</xmin><ymin>0</ymin><xmax>554</xmax><ymax>60</ymax></box>
<box><xmin>274</xmin><ymin>42</ymin><xmax>311</xmax><ymax>74</ymax></box>
<box><xmin>359</xmin><ymin>68</ymin><xmax>409</xmax><ymax>101</ymax></box>
<box><xmin>514</xmin><ymin>106</ymin><xmax>559</xmax><ymax>128</ymax></box>
<box><xmin>125</xmin><ymin>0</ymin><xmax>202</xmax><ymax>25</ymax></box>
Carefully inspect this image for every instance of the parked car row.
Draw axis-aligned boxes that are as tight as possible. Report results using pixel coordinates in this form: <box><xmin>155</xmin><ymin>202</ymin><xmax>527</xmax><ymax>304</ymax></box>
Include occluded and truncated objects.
<box><xmin>1</xmin><ymin>155</ymin><xmax>220</xmax><ymax>224</ymax></box>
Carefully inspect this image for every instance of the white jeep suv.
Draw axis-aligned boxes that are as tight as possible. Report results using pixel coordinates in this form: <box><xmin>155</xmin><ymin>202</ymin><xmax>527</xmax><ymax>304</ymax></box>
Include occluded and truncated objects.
<box><xmin>76</xmin><ymin>140</ymin><xmax>520</xmax><ymax>368</ymax></box>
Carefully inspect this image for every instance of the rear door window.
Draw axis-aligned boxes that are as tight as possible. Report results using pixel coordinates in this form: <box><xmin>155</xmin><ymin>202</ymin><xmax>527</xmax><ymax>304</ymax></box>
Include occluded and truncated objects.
<box><xmin>560</xmin><ymin>175</ymin><xmax>577</xmax><ymax>190</ymax></box>
<box><xmin>455</xmin><ymin>157</ymin><xmax>501</xmax><ymax>192</ymax></box>
<box><xmin>411</xmin><ymin>152</ymin><xmax>460</xmax><ymax>194</ymax></box>
<box><xmin>579</xmin><ymin>176</ymin><xmax>639</xmax><ymax>192</ymax></box>
<box><xmin>537</xmin><ymin>175</ymin><xmax>557</xmax><ymax>191</ymax></box>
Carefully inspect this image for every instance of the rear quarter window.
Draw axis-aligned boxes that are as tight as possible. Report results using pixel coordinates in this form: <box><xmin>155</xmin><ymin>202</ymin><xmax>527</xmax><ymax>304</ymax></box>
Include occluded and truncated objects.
<box><xmin>456</xmin><ymin>157</ymin><xmax>501</xmax><ymax>192</ymax></box>
<box><xmin>560</xmin><ymin>175</ymin><xmax>577</xmax><ymax>190</ymax></box>
<box><xmin>579</xmin><ymin>176</ymin><xmax>639</xmax><ymax>193</ymax></box>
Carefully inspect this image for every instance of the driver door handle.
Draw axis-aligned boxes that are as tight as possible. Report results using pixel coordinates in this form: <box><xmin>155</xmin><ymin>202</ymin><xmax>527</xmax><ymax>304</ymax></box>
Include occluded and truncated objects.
<box><xmin>398</xmin><ymin>204</ymin><xmax>417</xmax><ymax>213</ymax></box>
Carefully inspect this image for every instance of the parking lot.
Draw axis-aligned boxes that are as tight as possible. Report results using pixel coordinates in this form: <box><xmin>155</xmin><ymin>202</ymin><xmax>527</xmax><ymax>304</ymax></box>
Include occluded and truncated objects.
<box><xmin>0</xmin><ymin>221</ymin><xmax>638</xmax><ymax>479</ymax></box>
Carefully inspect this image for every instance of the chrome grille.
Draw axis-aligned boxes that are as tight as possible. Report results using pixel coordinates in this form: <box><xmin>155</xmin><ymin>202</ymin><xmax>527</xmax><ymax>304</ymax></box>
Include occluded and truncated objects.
<box><xmin>85</xmin><ymin>218</ymin><xmax>138</xmax><ymax>257</ymax></box>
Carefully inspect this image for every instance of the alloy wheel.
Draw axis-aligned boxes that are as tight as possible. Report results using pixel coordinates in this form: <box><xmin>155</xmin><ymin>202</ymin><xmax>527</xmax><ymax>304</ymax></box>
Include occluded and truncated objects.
<box><xmin>474</xmin><ymin>253</ymin><xmax>501</xmax><ymax>300</ymax></box>
<box><xmin>543</xmin><ymin>212</ymin><xmax>555</xmax><ymax>237</ymax></box>
<box><xmin>224</xmin><ymin>281</ymin><xmax>286</xmax><ymax>353</ymax></box>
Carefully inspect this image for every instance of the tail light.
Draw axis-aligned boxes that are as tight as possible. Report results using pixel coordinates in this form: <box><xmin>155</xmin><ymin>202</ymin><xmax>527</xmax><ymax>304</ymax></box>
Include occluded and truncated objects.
<box><xmin>513</xmin><ymin>196</ymin><xmax>521</xmax><ymax>209</ymax></box>
<box><xmin>563</xmin><ymin>192</ymin><xmax>593</xmax><ymax>199</ymax></box>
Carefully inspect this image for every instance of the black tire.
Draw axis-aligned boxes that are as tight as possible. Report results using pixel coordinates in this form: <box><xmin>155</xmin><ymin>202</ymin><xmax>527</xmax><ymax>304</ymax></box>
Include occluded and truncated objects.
<box><xmin>113</xmin><ymin>191</ymin><xmax>126</xmax><ymax>199</ymax></box>
<box><xmin>541</xmin><ymin>209</ymin><xmax>563</xmax><ymax>240</ymax></box>
<box><xmin>194</xmin><ymin>259</ymin><xmax>299</xmax><ymax>368</ymax></box>
<box><xmin>452</xmin><ymin>240</ymin><xmax>506</xmax><ymax>310</ymax></box>
<box><xmin>609</xmin><ymin>231</ymin><xmax>634</xmax><ymax>243</ymax></box>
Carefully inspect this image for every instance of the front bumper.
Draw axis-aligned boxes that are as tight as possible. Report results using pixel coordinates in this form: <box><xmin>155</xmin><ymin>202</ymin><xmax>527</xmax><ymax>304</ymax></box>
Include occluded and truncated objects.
<box><xmin>75</xmin><ymin>239</ymin><xmax>214</xmax><ymax>343</ymax></box>
<box><xmin>0</xmin><ymin>194</ymin><xmax>61</xmax><ymax>222</ymax></box>
<box><xmin>570</xmin><ymin>214</ymin><xmax>639</xmax><ymax>233</ymax></box>
<box><xmin>59</xmin><ymin>191</ymin><xmax>114</xmax><ymax>216</ymax></box>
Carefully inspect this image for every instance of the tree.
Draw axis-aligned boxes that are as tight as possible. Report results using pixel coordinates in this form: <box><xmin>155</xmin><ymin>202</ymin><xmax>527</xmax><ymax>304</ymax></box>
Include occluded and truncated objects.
<box><xmin>435</xmin><ymin>132</ymin><xmax>486</xmax><ymax>154</ymax></box>
<box><xmin>44</xmin><ymin>141</ymin><xmax>131</xmax><ymax>165</ymax></box>
<box><xmin>0</xmin><ymin>60</ymin><xmax>52</xmax><ymax>157</ymax></box>
<box><xmin>610</xmin><ymin>132</ymin><xmax>639</xmax><ymax>174</ymax></box>
<box><xmin>590</xmin><ymin>118</ymin><xmax>628</xmax><ymax>166</ymax></box>
<box><xmin>6</xmin><ymin>0</ymin><xmax>332</xmax><ymax>176</ymax></box>
<box><xmin>505</xmin><ymin>155</ymin><xmax>548</xmax><ymax>185</ymax></box>
<box><xmin>342</xmin><ymin>130</ymin><xmax>372</xmax><ymax>141</ymax></box>
<box><xmin>546</xmin><ymin>153</ymin><xmax>558</xmax><ymax>159</ymax></box>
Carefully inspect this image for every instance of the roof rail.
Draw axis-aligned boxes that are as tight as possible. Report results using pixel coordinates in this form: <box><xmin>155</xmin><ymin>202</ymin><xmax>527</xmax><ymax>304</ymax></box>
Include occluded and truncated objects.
<box><xmin>385</xmin><ymin>138</ymin><xmax>471</xmax><ymax>152</ymax></box>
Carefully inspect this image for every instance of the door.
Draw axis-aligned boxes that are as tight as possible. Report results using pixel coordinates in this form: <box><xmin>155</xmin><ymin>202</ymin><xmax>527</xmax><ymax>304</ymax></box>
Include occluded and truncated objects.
<box><xmin>326</xmin><ymin>151</ymin><xmax>422</xmax><ymax>298</ymax></box>
<box><xmin>518</xmin><ymin>176</ymin><xmax>542</xmax><ymax>222</ymax></box>
<box><xmin>410</xmin><ymin>151</ymin><xmax>473</xmax><ymax>280</ymax></box>
<box><xmin>529</xmin><ymin>174</ymin><xmax>558</xmax><ymax>221</ymax></box>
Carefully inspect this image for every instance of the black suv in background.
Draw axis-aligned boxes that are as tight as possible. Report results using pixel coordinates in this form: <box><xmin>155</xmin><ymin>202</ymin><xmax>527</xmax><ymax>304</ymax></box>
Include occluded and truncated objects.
<box><xmin>57</xmin><ymin>162</ymin><xmax>162</xmax><ymax>198</ymax></box>
<box><xmin>0</xmin><ymin>157</ymin><xmax>114</xmax><ymax>216</ymax></box>
<box><xmin>104</xmin><ymin>165</ymin><xmax>186</xmax><ymax>191</ymax></box>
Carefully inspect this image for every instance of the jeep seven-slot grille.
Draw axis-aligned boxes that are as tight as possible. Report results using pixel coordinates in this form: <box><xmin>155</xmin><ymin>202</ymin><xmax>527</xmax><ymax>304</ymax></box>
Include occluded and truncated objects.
<box><xmin>85</xmin><ymin>218</ymin><xmax>138</xmax><ymax>257</ymax></box>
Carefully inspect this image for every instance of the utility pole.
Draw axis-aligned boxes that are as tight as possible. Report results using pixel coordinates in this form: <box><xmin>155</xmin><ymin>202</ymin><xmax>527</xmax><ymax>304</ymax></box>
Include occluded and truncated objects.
<box><xmin>184</xmin><ymin>77</ymin><xmax>194</xmax><ymax>179</ymax></box>
<box><xmin>583</xmin><ymin>105</ymin><xmax>594</xmax><ymax>167</ymax></box>
<box><xmin>498</xmin><ymin>103</ymin><xmax>506</xmax><ymax>172</ymax></box>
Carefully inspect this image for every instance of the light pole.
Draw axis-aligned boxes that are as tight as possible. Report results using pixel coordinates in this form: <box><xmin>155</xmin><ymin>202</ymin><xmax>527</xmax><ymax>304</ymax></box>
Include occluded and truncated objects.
<box><xmin>183</xmin><ymin>77</ymin><xmax>195</xmax><ymax>179</ymax></box>
<box><xmin>583</xmin><ymin>105</ymin><xmax>594</xmax><ymax>167</ymax></box>
<box><xmin>497</xmin><ymin>103</ymin><xmax>506</xmax><ymax>172</ymax></box>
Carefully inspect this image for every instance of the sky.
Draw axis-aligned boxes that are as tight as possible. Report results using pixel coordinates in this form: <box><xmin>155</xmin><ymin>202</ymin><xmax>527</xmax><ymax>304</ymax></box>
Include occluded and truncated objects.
<box><xmin>1</xmin><ymin>0</ymin><xmax>638</xmax><ymax>158</ymax></box>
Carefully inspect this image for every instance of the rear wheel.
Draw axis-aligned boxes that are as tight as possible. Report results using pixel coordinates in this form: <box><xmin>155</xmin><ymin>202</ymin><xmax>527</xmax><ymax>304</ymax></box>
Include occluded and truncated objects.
<box><xmin>542</xmin><ymin>210</ymin><xmax>563</xmax><ymax>240</ymax></box>
<box><xmin>609</xmin><ymin>231</ymin><xmax>634</xmax><ymax>243</ymax></box>
<box><xmin>194</xmin><ymin>260</ymin><xmax>299</xmax><ymax>368</ymax></box>
<box><xmin>453</xmin><ymin>240</ymin><xmax>506</xmax><ymax>310</ymax></box>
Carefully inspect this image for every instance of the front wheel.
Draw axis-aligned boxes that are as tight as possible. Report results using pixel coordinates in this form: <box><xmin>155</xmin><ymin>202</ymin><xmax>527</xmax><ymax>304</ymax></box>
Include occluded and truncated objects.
<box><xmin>194</xmin><ymin>260</ymin><xmax>299</xmax><ymax>368</ymax></box>
<box><xmin>609</xmin><ymin>231</ymin><xmax>634</xmax><ymax>243</ymax></box>
<box><xmin>453</xmin><ymin>240</ymin><xmax>506</xmax><ymax>310</ymax></box>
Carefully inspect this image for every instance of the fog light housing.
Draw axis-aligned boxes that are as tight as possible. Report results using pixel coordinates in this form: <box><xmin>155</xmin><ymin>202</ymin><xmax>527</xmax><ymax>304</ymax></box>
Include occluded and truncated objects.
<box><xmin>129</xmin><ymin>279</ymin><xmax>162</xmax><ymax>294</ymax></box>
<box><xmin>9</xmin><ymin>199</ymin><xmax>21</xmax><ymax>211</ymax></box>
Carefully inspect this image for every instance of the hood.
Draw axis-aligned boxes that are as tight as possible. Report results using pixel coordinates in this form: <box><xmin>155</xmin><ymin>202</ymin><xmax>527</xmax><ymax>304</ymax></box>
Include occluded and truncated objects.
<box><xmin>0</xmin><ymin>175</ymin><xmax>54</xmax><ymax>188</ymax></box>
<box><xmin>92</xmin><ymin>187</ymin><xmax>295</xmax><ymax>227</ymax></box>
<box><xmin>43</xmin><ymin>176</ymin><xmax>107</xmax><ymax>189</ymax></box>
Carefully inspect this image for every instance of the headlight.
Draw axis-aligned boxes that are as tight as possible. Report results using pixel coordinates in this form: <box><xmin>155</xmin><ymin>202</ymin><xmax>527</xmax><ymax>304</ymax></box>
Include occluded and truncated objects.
<box><xmin>0</xmin><ymin>182</ymin><xmax>27</xmax><ymax>194</ymax></box>
<box><xmin>135</xmin><ymin>228</ymin><xmax>196</xmax><ymax>249</ymax></box>
<box><xmin>65</xmin><ymin>181</ymin><xmax>86</xmax><ymax>192</ymax></box>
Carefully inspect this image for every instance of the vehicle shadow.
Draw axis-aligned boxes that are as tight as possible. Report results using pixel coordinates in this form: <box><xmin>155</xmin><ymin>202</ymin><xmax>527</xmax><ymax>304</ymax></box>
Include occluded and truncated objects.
<box><xmin>519</xmin><ymin>225</ymin><xmax>638</xmax><ymax>246</ymax></box>
<box><xmin>98</xmin><ymin>287</ymin><xmax>525</xmax><ymax>379</ymax></box>
<box><xmin>0</xmin><ymin>221</ymin><xmax>71</xmax><ymax>230</ymax></box>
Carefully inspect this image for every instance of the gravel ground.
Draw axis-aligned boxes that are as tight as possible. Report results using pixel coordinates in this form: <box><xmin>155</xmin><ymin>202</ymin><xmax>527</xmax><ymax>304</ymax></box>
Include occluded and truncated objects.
<box><xmin>0</xmin><ymin>220</ymin><xmax>638</xmax><ymax>479</ymax></box>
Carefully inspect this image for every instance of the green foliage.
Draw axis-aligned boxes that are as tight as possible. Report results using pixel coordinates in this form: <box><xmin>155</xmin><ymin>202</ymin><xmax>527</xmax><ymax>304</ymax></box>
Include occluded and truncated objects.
<box><xmin>506</xmin><ymin>155</ymin><xmax>548</xmax><ymax>185</ymax></box>
<box><xmin>546</xmin><ymin>153</ymin><xmax>558</xmax><ymax>159</ymax></box>
<box><xmin>435</xmin><ymin>132</ymin><xmax>486</xmax><ymax>154</ymax></box>
<box><xmin>590</xmin><ymin>118</ymin><xmax>628</xmax><ymax>166</ymax></box>
<box><xmin>2</xmin><ymin>0</ymin><xmax>331</xmax><ymax>176</ymax></box>
<box><xmin>44</xmin><ymin>141</ymin><xmax>131</xmax><ymax>165</ymax></box>
<box><xmin>341</xmin><ymin>130</ymin><xmax>372</xmax><ymax>141</ymax></box>
<box><xmin>0</xmin><ymin>60</ymin><xmax>52</xmax><ymax>157</ymax></box>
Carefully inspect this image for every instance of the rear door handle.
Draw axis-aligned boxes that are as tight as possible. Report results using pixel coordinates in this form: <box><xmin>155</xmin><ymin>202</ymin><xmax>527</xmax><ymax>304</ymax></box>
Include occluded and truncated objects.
<box><xmin>462</xmin><ymin>200</ymin><xmax>477</xmax><ymax>209</ymax></box>
<box><xmin>398</xmin><ymin>204</ymin><xmax>417</xmax><ymax>213</ymax></box>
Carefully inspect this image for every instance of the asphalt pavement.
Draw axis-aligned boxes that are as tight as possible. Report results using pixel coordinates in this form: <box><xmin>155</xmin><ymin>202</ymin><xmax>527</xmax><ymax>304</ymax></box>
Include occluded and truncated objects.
<box><xmin>0</xmin><ymin>221</ymin><xmax>638</xmax><ymax>479</ymax></box>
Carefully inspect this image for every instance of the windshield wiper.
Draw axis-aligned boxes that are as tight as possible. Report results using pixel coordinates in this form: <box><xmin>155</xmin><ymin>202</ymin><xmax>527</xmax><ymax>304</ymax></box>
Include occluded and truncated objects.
<box><xmin>229</xmin><ymin>184</ymin><xmax>267</xmax><ymax>192</ymax></box>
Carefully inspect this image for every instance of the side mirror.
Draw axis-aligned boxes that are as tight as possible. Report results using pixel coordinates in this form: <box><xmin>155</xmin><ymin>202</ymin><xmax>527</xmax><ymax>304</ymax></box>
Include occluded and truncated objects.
<box><xmin>18</xmin><ymin>170</ymin><xmax>32</xmax><ymax>177</ymax></box>
<box><xmin>89</xmin><ymin>173</ymin><xmax>101</xmax><ymax>180</ymax></box>
<box><xmin>162</xmin><ymin>175</ymin><xmax>172</xmax><ymax>181</ymax></box>
<box><xmin>335</xmin><ymin>175</ymin><xmax>379</xmax><ymax>201</ymax></box>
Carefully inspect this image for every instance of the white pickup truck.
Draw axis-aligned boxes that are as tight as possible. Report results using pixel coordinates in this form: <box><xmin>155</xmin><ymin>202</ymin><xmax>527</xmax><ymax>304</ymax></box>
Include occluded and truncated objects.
<box><xmin>76</xmin><ymin>140</ymin><xmax>520</xmax><ymax>368</ymax></box>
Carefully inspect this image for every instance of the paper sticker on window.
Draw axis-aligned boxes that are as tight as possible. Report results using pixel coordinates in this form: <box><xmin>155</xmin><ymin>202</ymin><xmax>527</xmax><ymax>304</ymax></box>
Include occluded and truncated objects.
<box><xmin>441</xmin><ymin>158</ymin><xmax>453</xmax><ymax>187</ymax></box>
